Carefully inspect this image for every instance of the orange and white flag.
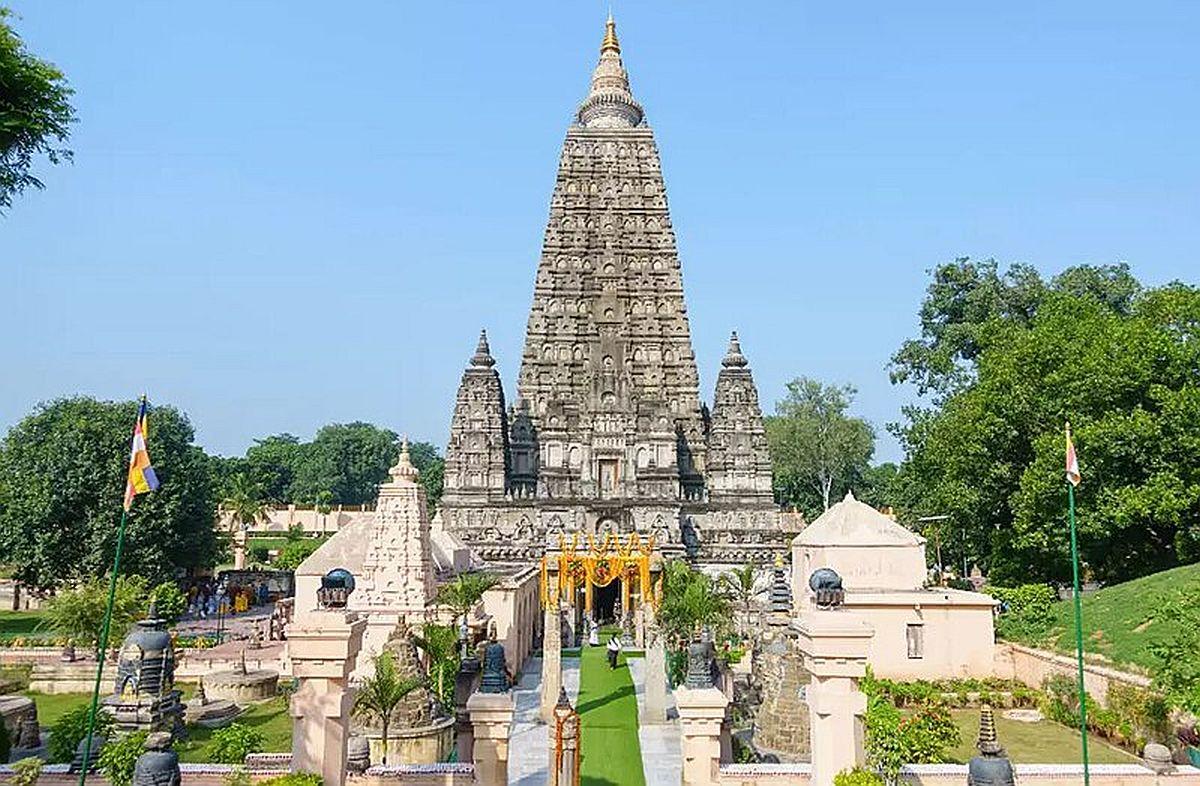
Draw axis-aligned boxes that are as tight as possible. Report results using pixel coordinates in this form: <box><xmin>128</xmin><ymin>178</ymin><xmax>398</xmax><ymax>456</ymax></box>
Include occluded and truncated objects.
<box><xmin>1065</xmin><ymin>424</ymin><xmax>1081</xmax><ymax>487</ymax></box>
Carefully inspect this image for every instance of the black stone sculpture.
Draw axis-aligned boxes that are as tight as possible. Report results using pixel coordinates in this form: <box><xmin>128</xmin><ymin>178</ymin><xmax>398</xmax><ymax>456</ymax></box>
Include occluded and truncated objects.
<box><xmin>684</xmin><ymin>630</ymin><xmax>716</xmax><ymax>689</ymax></box>
<box><xmin>480</xmin><ymin>641</ymin><xmax>510</xmax><ymax>693</ymax></box>
<box><xmin>318</xmin><ymin>568</ymin><xmax>355</xmax><ymax>609</ymax></box>
<box><xmin>133</xmin><ymin>732</ymin><xmax>181</xmax><ymax>786</ymax></box>
<box><xmin>808</xmin><ymin>568</ymin><xmax>844</xmax><ymax>609</ymax></box>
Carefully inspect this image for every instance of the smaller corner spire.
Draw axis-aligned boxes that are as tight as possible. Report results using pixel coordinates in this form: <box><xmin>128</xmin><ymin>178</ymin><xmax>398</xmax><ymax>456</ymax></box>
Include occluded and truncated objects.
<box><xmin>722</xmin><ymin>331</ymin><xmax>749</xmax><ymax>368</ymax></box>
<box><xmin>471</xmin><ymin>329</ymin><xmax>496</xmax><ymax>368</ymax></box>
<box><xmin>389</xmin><ymin>435</ymin><xmax>419</xmax><ymax>483</ymax></box>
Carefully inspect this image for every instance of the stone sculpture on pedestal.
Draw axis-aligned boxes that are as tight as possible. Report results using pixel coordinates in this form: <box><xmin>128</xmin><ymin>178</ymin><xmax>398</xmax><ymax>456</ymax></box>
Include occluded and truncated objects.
<box><xmin>132</xmin><ymin>732</ymin><xmax>180</xmax><ymax>786</ymax></box>
<box><xmin>967</xmin><ymin>705</ymin><xmax>1016</xmax><ymax>786</ymax></box>
<box><xmin>102</xmin><ymin>603</ymin><xmax>184</xmax><ymax>736</ymax></box>
<box><xmin>480</xmin><ymin>641</ymin><xmax>510</xmax><ymax>694</ymax></box>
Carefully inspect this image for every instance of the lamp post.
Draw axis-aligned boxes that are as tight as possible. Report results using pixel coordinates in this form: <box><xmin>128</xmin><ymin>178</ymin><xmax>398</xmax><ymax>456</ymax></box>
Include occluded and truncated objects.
<box><xmin>215</xmin><ymin>577</ymin><xmax>228</xmax><ymax>646</ymax></box>
<box><xmin>917</xmin><ymin>515</ymin><xmax>958</xmax><ymax>579</ymax></box>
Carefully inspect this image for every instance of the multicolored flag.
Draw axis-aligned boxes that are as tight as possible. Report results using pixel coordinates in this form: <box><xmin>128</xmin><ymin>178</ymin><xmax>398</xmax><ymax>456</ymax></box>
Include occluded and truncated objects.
<box><xmin>123</xmin><ymin>398</ymin><xmax>160</xmax><ymax>510</ymax></box>
<box><xmin>1065</xmin><ymin>423</ymin><xmax>1081</xmax><ymax>487</ymax></box>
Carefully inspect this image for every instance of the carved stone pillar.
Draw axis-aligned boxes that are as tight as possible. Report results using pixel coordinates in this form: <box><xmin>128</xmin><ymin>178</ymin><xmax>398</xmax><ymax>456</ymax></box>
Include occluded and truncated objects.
<box><xmin>675</xmin><ymin>685</ymin><xmax>729</xmax><ymax>786</ymax></box>
<box><xmin>453</xmin><ymin>657</ymin><xmax>481</xmax><ymax>763</ymax></box>
<box><xmin>794</xmin><ymin>610</ymin><xmax>874</xmax><ymax>786</ymax></box>
<box><xmin>467</xmin><ymin>691</ymin><xmax>514</xmax><ymax>786</ymax></box>
<box><xmin>285</xmin><ymin>609</ymin><xmax>366</xmax><ymax>786</ymax></box>
<box><xmin>540</xmin><ymin>606</ymin><xmax>563</xmax><ymax>723</ymax></box>
<box><xmin>644</xmin><ymin>633</ymin><xmax>668</xmax><ymax>724</ymax></box>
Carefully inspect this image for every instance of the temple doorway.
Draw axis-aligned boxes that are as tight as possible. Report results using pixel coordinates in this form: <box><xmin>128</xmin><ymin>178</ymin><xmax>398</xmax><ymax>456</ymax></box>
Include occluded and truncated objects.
<box><xmin>594</xmin><ymin>578</ymin><xmax>621</xmax><ymax>624</ymax></box>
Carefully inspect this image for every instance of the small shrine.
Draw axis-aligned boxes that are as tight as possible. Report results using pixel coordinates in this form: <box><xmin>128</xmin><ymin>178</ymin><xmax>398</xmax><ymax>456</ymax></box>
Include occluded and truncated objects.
<box><xmin>102</xmin><ymin>604</ymin><xmax>184</xmax><ymax>736</ymax></box>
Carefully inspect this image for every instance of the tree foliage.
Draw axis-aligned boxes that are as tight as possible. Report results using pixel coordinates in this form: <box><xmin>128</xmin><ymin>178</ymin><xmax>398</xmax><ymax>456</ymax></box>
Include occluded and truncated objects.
<box><xmin>0</xmin><ymin>8</ymin><xmax>75</xmax><ymax>211</ymax></box>
<box><xmin>765</xmin><ymin>377</ymin><xmax>875</xmax><ymax>515</ymax></box>
<box><xmin>0</xmin><ymin>397</ymin><xmax>220</xmax><ymax>590</ymax></box>
<box><xmin>435</xmin><ymin>572</ymin><xmax>499</xmax><ymax>626</ymax></box>
<box><xmin>237</xmin><ymin>426</ymin><xmax>445</xmax><ymax>509</ymax></box>
<box><xmin>42</xmin><ymin>575</ymin><xmax>148</xmax><ymax>654</ymax></box>
<box><xmin>890</xmin><ymin>260</ymin><xmax>1200</xmax><ymax>583</ymax></box>
<box><xmin>656</xmin><ymin>560</ymin><xmax>730</xmax><ymax>646</ymax></box>
<box><xmin>352</xmin><ymin>650</ymin><xmax>422</xmax><ymax>765</ymax></box>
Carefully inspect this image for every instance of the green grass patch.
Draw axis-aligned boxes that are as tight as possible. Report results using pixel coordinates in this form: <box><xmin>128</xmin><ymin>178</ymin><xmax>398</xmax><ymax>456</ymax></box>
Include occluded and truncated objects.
<box><xmin>1003</xmin><ymin>563</ymin><xmax>1200</xmax><ymax>672</ymax></box>
<box><xmin>577</xmin><ymin>639</ymin><xmax>645</xmax><ymax>786</ymax></box>
<box><xmin>0</xmin><ymin>611</ymin><xmax>53</xmax><ymax>644</ymax></box>
<box><xmin>944</xmin><ymin>709</ymin><xmax>1137</xmax><ymax>764</ymax></box>
<box><xmin>23</xmin><ymin>691</ymin><xmax>93</xmax><ymax>726</ymax></box>
<box><xmin>176</xmin><ymin>697</ymin><xmax>291</xmax><ymax>762</ymax></box>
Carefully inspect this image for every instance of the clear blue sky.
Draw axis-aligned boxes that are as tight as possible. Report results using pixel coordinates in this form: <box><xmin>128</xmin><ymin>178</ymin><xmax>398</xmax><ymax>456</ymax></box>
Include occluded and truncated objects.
<box><xmin>2</xmin><ymin>2</ymin><xmax>1197</xmax><ymax>463</ymax></box>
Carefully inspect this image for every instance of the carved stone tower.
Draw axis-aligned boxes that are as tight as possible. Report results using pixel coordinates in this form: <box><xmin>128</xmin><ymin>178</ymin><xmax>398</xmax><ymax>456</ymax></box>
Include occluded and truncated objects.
<box><xmin>440</xmin><ymin>18</ymin><xmax>790</xmax><ymax>566</ymax></box>
<box><xmin>444</xmin><ymin>331</ymin><xmax>509</xmax><ymax>500</ymax></box>
<box><xmin>707</xmin><ymin>333</ymin><xmax>774</xmax><ymax>501</ymax></box>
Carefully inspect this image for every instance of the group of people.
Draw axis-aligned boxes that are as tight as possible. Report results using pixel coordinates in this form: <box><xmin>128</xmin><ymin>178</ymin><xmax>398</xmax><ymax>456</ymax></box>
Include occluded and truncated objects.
<box><xmin>186</xmin><ymin>578</ymin><xmax>272</xmax><ymax>618</ymax></box>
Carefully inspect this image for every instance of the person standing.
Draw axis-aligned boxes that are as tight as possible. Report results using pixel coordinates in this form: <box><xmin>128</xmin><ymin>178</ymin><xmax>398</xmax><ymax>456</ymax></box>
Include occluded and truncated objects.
<box><xmin>606</xmin><ymin>633</ymin><xmax>621</xmax><ymax>669</ymax></box>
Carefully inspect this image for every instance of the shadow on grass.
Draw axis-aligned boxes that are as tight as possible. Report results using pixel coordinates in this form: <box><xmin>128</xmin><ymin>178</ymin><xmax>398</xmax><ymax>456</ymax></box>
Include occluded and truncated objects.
<box><xmin>576</xmin><ymin>682</ymin><xmax>635</xmax><ymax>715</ymax></box>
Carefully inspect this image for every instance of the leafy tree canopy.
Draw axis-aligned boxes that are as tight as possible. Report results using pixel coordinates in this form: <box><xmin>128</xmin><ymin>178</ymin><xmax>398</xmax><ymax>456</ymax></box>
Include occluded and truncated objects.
<box><xmin>765</xmin><ymin>377</ymin><xmax>875</xmax><ymax>516</ymax></box>
<box><xmin>0</xmin><ymin>8</ymin><xmax>75</xmax><ymax>211</ymax></box>
<box><xmin>0</xmin><ymin>397</ymin><xmax>220</xmax><ymax>591</ymax></box>
<box><xmin>890</xmin><ymin>260</ymin><xmax>1200</xmax><ymax>584</ymax></box>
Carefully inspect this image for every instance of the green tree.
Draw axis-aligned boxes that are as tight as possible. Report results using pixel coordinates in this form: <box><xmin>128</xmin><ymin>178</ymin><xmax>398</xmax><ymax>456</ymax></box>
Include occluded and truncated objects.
<box><xmin>222</xmin><ymin>473</ymin><xmax>268</xmax><ymax>534</ymax></box>
<box><xmin>410</xmin><ymin>622</ymin><xmax>459</xmax><ymax>708</ymax></box>
<box><xmin>855</xmin><ymin>462</ymin><xmax>900</xmax><ymax>511</ymax></box>
<box><xmin>406</xmin><ymin>441</ymin><xmax>445</xmax><ymax>510</ymax></box>
<box><xmin>0</xmin><ymin>397</ymin><xmax>219</xmax><ymax>590</ymax></box>
<box><xmin>435</xmin><ymin>571</ymin><xmax>499</xmax><ymax>627</ymax></box>
<box><xmin>42</xmin><ymin>575</ymin><xmax>148</xmax><ymax>655</ymax></box>
<box><xmin>244</xmin><ymin>434</ymin><xmax>303</xmax><ymax>503</ymax></box>
<box><xmin>0</xmin><ymin>8</ymin><xmax>75</xmax><ymax>211</ymax></box>
<box><xmin>353</xmin><ymin>650</ymin><xmax>423</xmax><ymax>765</ymax></box>
<box><xmin>290</xmin><ymin>422</ymin><xmax>398</xmax><ymax>505</ymax></box>
<box><xmin>657</xmin><ymin>560</ymin><xmax>730</xmax><ymax>646</ymax></box>
<box><xmin>765</xmin><ymin>377</ymin><xmax>875</xmax><ymax>514</ymax></box>
<box><xmin>719</xmin><ymin>562</ymin><xmax>756</xmax><ymax>638</ymax></box>
<box><xmin>891</xmin><ymin>262</ymin><xmax>1200</xmax><ymax>583</ymax></box>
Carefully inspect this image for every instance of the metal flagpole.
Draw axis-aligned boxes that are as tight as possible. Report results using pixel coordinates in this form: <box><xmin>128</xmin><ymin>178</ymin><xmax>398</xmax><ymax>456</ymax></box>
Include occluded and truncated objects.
<box><xmin>1068</xmin><ymin>477</ymin><xmax>1091</xmax><ymax>786</ymax></box>
<box><xmin>77</xmin><ymin>506</ymin><xmax>131</xmax><ymax>785</ymax></box>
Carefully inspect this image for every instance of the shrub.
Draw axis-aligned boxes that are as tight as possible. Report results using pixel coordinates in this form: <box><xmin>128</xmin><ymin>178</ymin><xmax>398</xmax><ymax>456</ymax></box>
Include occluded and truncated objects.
<box><xmin>991</xmin><ymin>583</ymin><xmax>1058</xmax><ymax>641</ymax></box>
<box><xmin>210</xmin><ymin>722</ymin><xmax>265</xmax><ymax>764</ymax></box>
<box><xmin>10</xmin><ymin>757</ymin><xmax>43</xmax><ymax>786</ymax></box>
<box><xmin>260</xmin><ymin>773</ymin><xmax>322</xmax><ymax>786</ymax></box>
<box><xmin>48</xmin><ymin>705</ymin><xmax>114</xmax><ymax>763</ymax></box>
<box><xmin>98</xmin><ymin>731</ymin><xmax>147</xmax><ymax>786</ymax></box>
<box><xmin>150</xmin><ymin>582</ymin><xmax>188</xmax><ymax>624</ymax></box>
<box><xmin>835</xmin><ymin>767</ymin><xmax>885</xmax><ymax>786</ymax></box>
<box><xmin>250</xmin><ymin>546</ymin><xmax>271</xmax><ymax>564</ymax></box>
<box><xmin>274</xmin><ymin>540</ymin><xmax>321</xmax><ymax>571</ymax></box>
<box><xmin>223</xmin><ymin>768</ymin><xmax>252</xmax><ymax>786</ymax></box>
<box><xmin>863</xmin><ymin>673</ymin><xmax>961</xmax><ymax>785</ymax></box>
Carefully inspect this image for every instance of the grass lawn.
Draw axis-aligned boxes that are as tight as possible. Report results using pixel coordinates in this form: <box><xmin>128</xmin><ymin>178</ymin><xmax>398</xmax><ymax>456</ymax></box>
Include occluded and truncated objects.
<box><xmin>0</xmin><ymin>610</ymin><xmax>51</xmax><ymax>643</ymax></box>
<box><xmin>945</xmin><ymin>709</ymin><xmax>1138</xmax><ymax>765</ymax></box>
<box><xmin>1004</xmin><ymin>562</ymin><xmax>1200</xmax><ymax>672</ymax></box>
<box><xmin>177</xmin><ymin>697</ymin><xmax>292</xmax><ymax>762</ymax></box>
<box><xmin>577</xmin><ymin>639</ymin><xmax>645</xmax><ymax>786</ymax></box>
<box><xmin>23</xmin><ymin>691</ymin><xmax>93</xmax><ymax>726</ymax></box>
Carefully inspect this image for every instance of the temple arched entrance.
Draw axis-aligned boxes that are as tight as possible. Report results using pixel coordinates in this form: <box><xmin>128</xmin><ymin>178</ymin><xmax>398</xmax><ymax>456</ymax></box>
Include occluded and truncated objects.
<box><xmin>594</xmin><ymin>578</ymin><xmax>621</xmax><ymax>624</ymax></box>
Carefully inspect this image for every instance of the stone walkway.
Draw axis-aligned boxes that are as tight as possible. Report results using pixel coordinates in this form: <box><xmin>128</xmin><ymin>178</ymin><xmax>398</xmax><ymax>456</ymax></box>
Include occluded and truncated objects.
<box><xmin>508</xmin><ymin>656</ymin><xmax>581</xmax><ymax>786</ymax></box>
<box><xmin>627</xmin><ymin>657</ymin><xmax>682</xmax><ymax>786</ymax></box>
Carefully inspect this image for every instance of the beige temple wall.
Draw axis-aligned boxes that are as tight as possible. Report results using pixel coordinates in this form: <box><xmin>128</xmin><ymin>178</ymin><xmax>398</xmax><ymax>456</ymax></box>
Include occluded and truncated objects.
<box><xmin>717</xmin><ymin>764</ymin><xmax>1200</xmax><ymax>786</ymax></box>
<box><xmin>481</xmin><ymin>566</ymin><xmax>541</xmax><ymax>676</ymax></box>
<box><xmin>793</xmin><ymin>542</ymin><xmax>928</xmax><ymax>603</ymax></box>
<box><xmin>219</xmin><ymin>505</ymin><xmax>374</xmax><ymax>536</ymax></box>
<box><xmin>847</xmin><ymin>595</ymin><xmax>996</xmax><ymax>680</ymax></box>
<box><xmin>995</xmin><ymin>642</ymin><xmax>1152</xmax><ymax>706</ymax></box>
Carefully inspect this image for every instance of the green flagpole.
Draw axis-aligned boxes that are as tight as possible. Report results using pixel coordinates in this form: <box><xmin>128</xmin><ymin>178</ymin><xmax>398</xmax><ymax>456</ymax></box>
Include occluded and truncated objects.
<box><xmin>77</xmin><ymin>507</ymin><xmax>129</xmax><ymax>785</ymax></box>
<box><xmin>1068</xmin><ymin>478</ymin><xmax>1091</xmax><ymax>786</ymax></box>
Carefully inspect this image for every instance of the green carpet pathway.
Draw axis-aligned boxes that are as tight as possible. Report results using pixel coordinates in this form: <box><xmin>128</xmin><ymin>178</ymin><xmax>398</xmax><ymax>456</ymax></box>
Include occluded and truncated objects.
<box><xmin>577</xmin><ymin>640</ymin><xmax>647</xmax><ymax>786</ymax></box>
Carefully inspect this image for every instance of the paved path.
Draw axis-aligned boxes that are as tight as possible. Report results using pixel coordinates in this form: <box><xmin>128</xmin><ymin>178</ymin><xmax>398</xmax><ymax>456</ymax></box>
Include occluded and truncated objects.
<box><xmin>508</xmin><ymin>655</ymin><xmax>581</xmax><ymax>786</ymax></box>
<box><xmin>627</xmin><ymin>657</ymin><xmax>682</xmax><ymax>786</ymax></box>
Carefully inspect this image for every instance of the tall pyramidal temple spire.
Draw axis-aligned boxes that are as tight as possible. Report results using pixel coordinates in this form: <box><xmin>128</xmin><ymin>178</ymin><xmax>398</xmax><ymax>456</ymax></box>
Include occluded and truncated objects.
<box><xmin>577</xmin><ymin>15</ymin><xmax>643</xmax><ymax>128</ymax></box>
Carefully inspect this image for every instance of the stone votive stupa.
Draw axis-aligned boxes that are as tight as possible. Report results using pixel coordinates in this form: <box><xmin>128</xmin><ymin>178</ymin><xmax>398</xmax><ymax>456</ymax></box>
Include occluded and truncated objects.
<box><xmin>102</xmin><ymin>603</ymin><xmax>184</xmax><ymax>736</ymax></box>
<box><xmin>201</xmin><ymin>649</ymin><xmax>278</xmax><ymax>704</ymax></box>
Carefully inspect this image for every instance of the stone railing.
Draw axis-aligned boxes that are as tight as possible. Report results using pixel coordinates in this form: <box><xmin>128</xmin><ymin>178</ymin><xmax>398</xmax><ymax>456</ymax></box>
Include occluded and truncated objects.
<box><xmin>355</xmin><ymin>764</ymin><xmax>476</xmax><ymax>786</ymax></box>
<box><xmin>717</xmin><ymin>763</ymin><xmax>1200</xmax><ymax>786</ymax></box>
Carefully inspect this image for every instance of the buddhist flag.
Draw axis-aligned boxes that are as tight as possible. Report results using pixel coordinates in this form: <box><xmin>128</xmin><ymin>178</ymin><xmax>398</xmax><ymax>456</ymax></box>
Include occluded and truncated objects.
<box><xmin>123</xmin><ymin>398</ymin><xmax>160</xmax><ymax>510</ymax></box>
<box><xmin>1065</xmin><ymin>424</ymin><xmax>1081</xmax><ymax>487</ymax></box>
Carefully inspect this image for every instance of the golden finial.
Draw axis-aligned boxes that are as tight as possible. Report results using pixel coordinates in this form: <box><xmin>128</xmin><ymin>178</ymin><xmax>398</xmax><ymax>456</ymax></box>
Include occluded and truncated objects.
<box><xmin>601</xmin><ymin>13</ymin><xmax>620</xmax><ymax>54</ymax></box>
<box><xmin>774</xmin><ymin>551</ymin><xmax>785</xmax><ymax>568</ymax></box>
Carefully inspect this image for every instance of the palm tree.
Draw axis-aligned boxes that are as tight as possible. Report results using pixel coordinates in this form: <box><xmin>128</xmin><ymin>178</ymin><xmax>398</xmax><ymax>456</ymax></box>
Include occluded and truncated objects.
<box><xmin>657</xmin><ymin>560</ymin><xmax>730</xmax><ymax>647</ymax></box>
<box><xmin>436</xmin><ymin>571</ymin><xmax>499</xmax><ymax>628</ymax></box>
<box><xmin>410</xmin><ymin>623</ymin><xmax>459</xmax><ymax>707</ymax></box>
<box><xmin>720</xmin><ymin>562</ymin><xmax>757</xmax><ymax>638</ymax></box>
<box><xmin>353</xmin><ymin>650</ymin><xmax>423</xmax><ymax>765</ymax></box>
<box><xmin>222</xmin><ymin>473</ymin><xmax>268</xmax><ymax>569</ymax></box>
